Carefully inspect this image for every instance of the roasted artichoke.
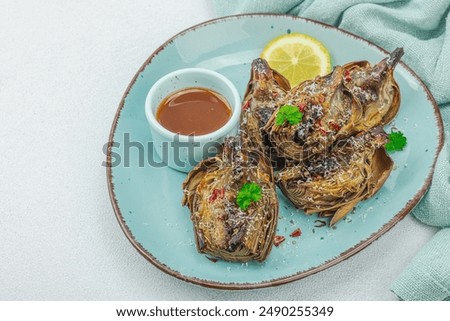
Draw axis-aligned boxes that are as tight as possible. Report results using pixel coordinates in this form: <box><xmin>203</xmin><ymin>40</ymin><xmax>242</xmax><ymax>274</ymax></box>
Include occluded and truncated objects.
<box><xmin>182</xmin><ymin>137</ymin><xmax>278</xmax><ymax>262</ymax></box>
<box><xmin>277</xmin><ymin>127</ymin><xmax>393</xmax><ymax>225</ymax></box>
<box><xmin>343</xmin><ymin>47</ymin><xmax>403</xmax><ymax>131</ymax></box>
<box><xmin>264</xmin><ymin>66</ymin><xmax>363</xmax><ymax>161</ymax></box>
<box><xmin>240</xmin><ymin>58</ymin><xmax>290</xmax><ymax>153</ymax></box>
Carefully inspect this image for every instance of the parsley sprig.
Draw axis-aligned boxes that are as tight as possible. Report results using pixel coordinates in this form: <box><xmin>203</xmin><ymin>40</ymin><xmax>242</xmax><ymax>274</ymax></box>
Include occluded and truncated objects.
<box><xmin>385</xmin><ymin>130</ymin><xmax>407</xmax><ymax>152</ymax></box>
<box><xmin>236</xmin><ymin>182</ymin><xmax>262</xmax><ymax>211</ymax></box>
<box><xmin>276</xmin><ymin>105</ymin><xmax>303</xmax><ymax>126</ymax></box>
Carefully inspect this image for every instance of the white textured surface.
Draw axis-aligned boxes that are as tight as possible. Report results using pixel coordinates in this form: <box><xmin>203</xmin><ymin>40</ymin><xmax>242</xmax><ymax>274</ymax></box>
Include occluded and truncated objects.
<box><xmin>0</xmin><ymin>0</ymin><xmax>439</xmax><ymax>300</ymax></box>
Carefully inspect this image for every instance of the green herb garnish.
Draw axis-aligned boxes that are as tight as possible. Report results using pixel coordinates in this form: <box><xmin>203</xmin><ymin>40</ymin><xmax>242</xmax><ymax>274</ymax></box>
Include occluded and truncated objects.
<box><xmin>236</xmin><ymin>182</ymin><xmax>262</xmax><ymax>210</ymax></box>
<box><xmin>385</xmin><ymin>131</ymin><xmax>407</xmax><ymax>151</ymax></box>
<box><xmin>276</xmin><ymin>105</ymin><xmax>303</xmax><ymax>126</ymax></box>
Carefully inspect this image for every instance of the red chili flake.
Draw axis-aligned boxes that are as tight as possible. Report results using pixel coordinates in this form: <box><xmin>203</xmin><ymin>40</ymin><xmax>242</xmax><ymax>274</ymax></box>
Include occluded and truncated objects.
<box><xmin>209</xmin><ymin>188</ymin><xmax>225</xmax><ymax>202</ymax></box>
<box><xmin>206</xmin><ymin>257</ymin><xmax>218</xmax><ymax>263</ymax></box>
<box><xmin>316</xmin><ymin>120</ymin><xmax>328</xmax><ymax>136</ymax></box>
<box><xmin>345</xmin><ymin>76</ymin><xmax>352</xmax><ymax>82</ymax></box>
<box><xmin>290</xmin><ymin>228</ymin><xmax>302</xmax><ymax>238</ymax></box>
<box><xmin>344</xmin><ymin>70</ymin><xmax>350</xmax><ymax>77</ymax></box>
<box><xmin>297</xmin><ymin>103</ymin><xmax>306</xmax><ymax>112</ymax></box>
<box><xmin>328</xmin><ymin>122</ymin><xmax>341</xmax><ymax>131</ymax></box>
<box><xmin>242</xmin><ymin>99</ymin><xmax>251</xmax><ymax>110</ymax></box>
<box><xmin>318</xmin><ymin>95</ymin><xmax>325</xmax><ymax>103</ymax></box>
<box><xmin>273</xmin><ymin>235</ymin><xmax>286</xmax><ymax>247</ymax></box>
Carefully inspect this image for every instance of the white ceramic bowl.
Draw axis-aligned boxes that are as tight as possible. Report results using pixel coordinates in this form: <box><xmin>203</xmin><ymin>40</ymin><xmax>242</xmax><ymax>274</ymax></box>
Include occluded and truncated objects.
<box><xmin>145</xmin><ymin>68</ymin><xmax>241</xmax><ymax>172</ymax></box>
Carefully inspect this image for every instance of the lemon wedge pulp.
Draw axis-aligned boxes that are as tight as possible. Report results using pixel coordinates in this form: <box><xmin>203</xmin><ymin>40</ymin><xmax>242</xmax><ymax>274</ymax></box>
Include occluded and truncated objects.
<box><xmin>261</xmin><ymin>33</ymin><xmax>332</xmax><ymax>87</ymax></box>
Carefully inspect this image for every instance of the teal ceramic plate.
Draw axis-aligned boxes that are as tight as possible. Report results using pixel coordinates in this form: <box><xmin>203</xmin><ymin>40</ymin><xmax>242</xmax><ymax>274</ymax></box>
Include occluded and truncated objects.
<box><xmin>107</xmin><ymin>15</ymin><xmax>444</xmax><ymax>289</ymax></box>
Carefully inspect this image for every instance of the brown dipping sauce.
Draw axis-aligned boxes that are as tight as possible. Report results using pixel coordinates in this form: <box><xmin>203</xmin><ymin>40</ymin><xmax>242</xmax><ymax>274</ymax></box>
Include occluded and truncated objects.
<box><xmin>156</xmin><ymin>87</ymin><xmax>232</xmax><ymax>135</ymax></box>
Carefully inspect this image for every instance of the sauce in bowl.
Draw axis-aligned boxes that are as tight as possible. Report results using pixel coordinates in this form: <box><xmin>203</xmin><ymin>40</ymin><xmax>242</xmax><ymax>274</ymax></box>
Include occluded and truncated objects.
<box><xmin>156</xmin><ymin>87</ymin><xmax>232</xmax><ymax>135</ymax></box>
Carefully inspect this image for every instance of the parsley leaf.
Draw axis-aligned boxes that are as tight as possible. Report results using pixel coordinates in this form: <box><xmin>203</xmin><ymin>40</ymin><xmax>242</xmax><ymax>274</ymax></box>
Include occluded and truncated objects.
<box><xmin>276</xmin><ymin>105</ymin><xmax>303</xmax><ymax>126</ymax></box>
<box><xmin>385</xmin><ymin>131</ymin><xmax>407</xmax><ymax>151</ymax></box>
<box><xmin>236</xmin><ymin>182</ymin><xmax>262</xmax><ymax>211</ymax></box>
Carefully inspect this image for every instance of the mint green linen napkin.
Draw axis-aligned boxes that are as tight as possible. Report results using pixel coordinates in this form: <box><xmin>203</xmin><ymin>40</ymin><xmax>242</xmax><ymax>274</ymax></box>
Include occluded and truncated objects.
<box><xmin>213</xmin><ymin>0</ymin><xmax>450</xmax><ymax>300</ymax></box>
<box><xmin>391</xmin><ymin>229</ymin><xmax>450</xmax><ymax>300</ymax></box>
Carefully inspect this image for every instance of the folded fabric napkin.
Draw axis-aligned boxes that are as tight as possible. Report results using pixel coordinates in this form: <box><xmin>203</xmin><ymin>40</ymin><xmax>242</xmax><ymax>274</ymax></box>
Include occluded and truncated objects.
<box><xmin>213</xmin><ymin>0</ymin><xmax>450</xmax><ymax>300</ymax></box>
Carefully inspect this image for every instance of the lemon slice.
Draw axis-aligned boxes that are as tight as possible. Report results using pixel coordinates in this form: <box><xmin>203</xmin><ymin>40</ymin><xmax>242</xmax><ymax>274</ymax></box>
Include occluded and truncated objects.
<box><xmin>261</xmin><ymin>33</ymin><xmax>332</xmax><ymax>87</ymax></box>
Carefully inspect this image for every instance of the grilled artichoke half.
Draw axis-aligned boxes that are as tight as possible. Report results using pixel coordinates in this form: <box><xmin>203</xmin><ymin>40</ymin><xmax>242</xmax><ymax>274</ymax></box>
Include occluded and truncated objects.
<box><xmin>343</xmin><ymin>47</ymin><xmax>403</xmax><ymax>131</ymax></box>
<box><xmin>277</xmin><ymin>127</ymin><xmax>393</xmax><ymax>225</ymax></box>
<box><xmin>182</xmin><ymin>137</ymin><xmax>278</xmax><ymax>262</ymax></box>
<box><xmin>264</xmin><ymin>66</ymin><xmax>363</xmax><ymax>162</ymax></box>
<box><xmin>264</xmin><ymin>48</ymin><xmax>403</xmax><ymax>162</ymax></box>
<box><xmin>240</xmin><ymin>58</ymin><xmax>290</xmax><ymax>153</ymax></box>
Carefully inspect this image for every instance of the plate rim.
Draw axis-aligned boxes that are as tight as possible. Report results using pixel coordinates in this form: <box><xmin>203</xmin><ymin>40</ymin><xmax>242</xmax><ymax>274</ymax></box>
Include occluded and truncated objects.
<box><xmin>106</xmin><ymin>13</ymin><xmax>445</xmax><ymax>290</ymax></box>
